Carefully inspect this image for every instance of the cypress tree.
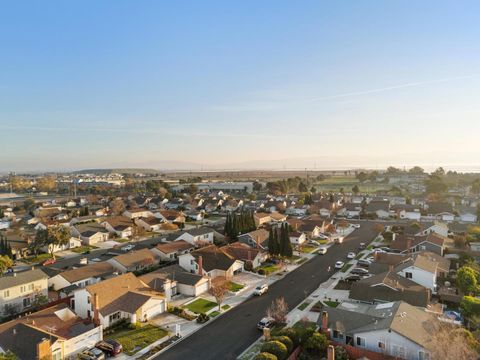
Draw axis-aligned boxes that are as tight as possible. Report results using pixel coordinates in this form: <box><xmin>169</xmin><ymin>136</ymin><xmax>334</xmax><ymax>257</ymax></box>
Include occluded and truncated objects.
<box><xmin>268</xmin><ymin>228</ymin><xmax>275</xmax><ymax>256</ymax></box>
<box><xmin>283</xmin><ymin>223</ymin><xmax>293</xmax><ymax>257</ymax></box>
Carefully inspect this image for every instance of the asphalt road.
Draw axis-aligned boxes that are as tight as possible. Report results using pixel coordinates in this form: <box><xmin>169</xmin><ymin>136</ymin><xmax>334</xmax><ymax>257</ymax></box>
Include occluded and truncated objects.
<box><xmin>156</xmin><ymin>223</ymin><xmax>378</xmax><ymax>360</ymax></box>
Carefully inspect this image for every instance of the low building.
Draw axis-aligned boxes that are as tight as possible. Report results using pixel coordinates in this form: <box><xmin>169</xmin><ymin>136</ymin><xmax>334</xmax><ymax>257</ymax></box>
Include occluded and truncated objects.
<box><xmin>152</xmin><ymin>240</ymin><xmax>195</xmax><ymax>261</ymax></box>
<box><xmin>174</xmin><ymin>228</ymin><xmax>215</xmax><ymax>246</ymax></box>
<box><xmin>238</xmin><ymin>229</ymin><xmax>270</xmax><ymax>250</ymax></box>
<box><xmin>71</xmin><ymin>223</ymin><xmax>109</xmax><ymax>245</ymax></box>
<box><xmin>107</xmin><ymin>248</ymin><xmax>159</xmax><ymax>273</ymax></box>
<box><xmin>73</xmin><ymin>273</ymin><xmax>166</xmax><ymax>328</ymax></box>
<box><xmin>101</xmin><ymin>216</ymin><xmax>133</xmax><ymax>238</ymax></box>
<box><xmin>0</xmin><ymin>269</ymin><xmax>49</xmax><ymax>316</ymax></box>
<box><xmin>221</xmin><ymin>242</ymin><xmax>266</xmax><ymax>269</ymax></box>
<box><xmin>134</xmin><ymin>216</ymin><xmax>165</xmax><ymax>232</ymax></box>
<box><xmin>48</xmin><ymin>261</ymin><xmax>118</xmax><ymax>291</ymax></box>
<box><xmin>0</xmin><ymin>303</ymin><xmax>103</xmax><ymax>360</ymax></box>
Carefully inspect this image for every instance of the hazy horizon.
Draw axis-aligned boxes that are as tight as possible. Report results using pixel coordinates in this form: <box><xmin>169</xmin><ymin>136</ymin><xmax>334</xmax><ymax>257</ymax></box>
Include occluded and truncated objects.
<box><xmin>1</xmin><ymin>1</ymin><xmax>480</xmax><ymax>172</ymax></box>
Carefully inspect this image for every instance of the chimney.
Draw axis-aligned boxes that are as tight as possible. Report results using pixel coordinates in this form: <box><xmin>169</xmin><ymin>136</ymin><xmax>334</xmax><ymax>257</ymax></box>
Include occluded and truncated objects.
<box><xmin>93</xmin><ymin>293</ymin><xmax>100</xmax><ymax>326</ymax></box>
<box><xmin>247</xmin><ymin>250</ymin><xmax>252</xmax><ymax>261</ymax></box>
<box><xmin>327</xmin><ymin>345</ymin><xmax>335</xmax><ymax>360</ymax></box>
<box><xmin>321</xmin><ymin>311</ymin><xmax>329</xmax><ymax>333</ymax></box>
<box><xmin>374</xmin><ymin>251</ymin><xmax>379</xmax><ymax>261</ymax></box>
<box><xmin>389</xmin><ymin>264</ymin><xmax>394</xmax><ymax>272</ymax></box>
<box><xmin>197</xmin><ymin>256</ymin><xmax>203</xmax><ymax>276</ymax></box>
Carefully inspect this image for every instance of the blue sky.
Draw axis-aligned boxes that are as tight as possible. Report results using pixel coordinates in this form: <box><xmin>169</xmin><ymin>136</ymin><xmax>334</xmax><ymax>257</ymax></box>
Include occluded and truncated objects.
<box><xmin>1</xmin><ymin>1</ymin><xmax>480</xmax><ymax>171</ymax></box>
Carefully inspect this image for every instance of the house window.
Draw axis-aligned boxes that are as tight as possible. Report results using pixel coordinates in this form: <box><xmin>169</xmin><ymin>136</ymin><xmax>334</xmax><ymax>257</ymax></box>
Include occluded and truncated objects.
<box><xmin>419</xmin><ymin>350</ymin><xmax>431</xmax><ymax>360</ymax></box>
<box><xmin>52</xmin><ymin>349</ymin><xmax>62</xmax><ymax>360</ymax></box>
<box><xmin>20</xmin><ymin>285</ymin><xmax>26</xmax><ymax>293</ymax></box>
<box><xmin>356</xmin><ymin>337</ymin><xmax>366</xmax><ymax>347</ymax></box>
<box><xmin>3</xmin><ymin>290</ymin><xmax>9</xmax><ymax>298</ymax></box>
<box><xmin>405</xmin><ymin>272</ymin><xmax>413</xmax><ymax>279</ymax></box>
<box><xmin>109</xmin><ymin>311</ymin><xmax>122</xmax><ymax>324</ymax></box>
<box><xmin>28</xmin><ymin>283</ymin><xmax>34</xmax><ymax>291</ymax></box>
<box><xmin>23</xmin><ymin>297</ymin><xmax>31</xmax><ymax>308</ymax></box>
<box><xmin>378</xmin><ymin>341</ymin><xmax>385</xmax><ymax>349</ymax></box>
<box><xmin>87</xmin><ymin>296</ymin><xmax>91</xmax><ymax>304</ymax></box>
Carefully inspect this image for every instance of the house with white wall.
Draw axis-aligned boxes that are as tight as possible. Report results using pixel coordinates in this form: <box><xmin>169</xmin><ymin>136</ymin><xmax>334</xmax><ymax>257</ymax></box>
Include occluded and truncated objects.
<box><xmin>49</xmin><ymin>261</ymin><xmax>117</xmax><ymax>291</ymax></box>
<box><xmin>174</xmin><ymin>228</ymin><xmax>214</xmax><ymax>246</ymax></box>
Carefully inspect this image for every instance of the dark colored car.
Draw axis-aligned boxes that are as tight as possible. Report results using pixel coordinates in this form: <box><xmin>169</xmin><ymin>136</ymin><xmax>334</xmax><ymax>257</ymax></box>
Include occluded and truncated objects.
<box><xmin>96</xmin><ymin>340</ymin><xmax>123</xmax><ymax>357</ymax></box>
<box><xmin>351</xmin><ymin>267</ymin><xmax>369</xmax><ymax>275</ymax></box>
<box><xmin>344</xmin><ymin>275</ymin><xmax>362</xmax><ymax>282</ymax></box>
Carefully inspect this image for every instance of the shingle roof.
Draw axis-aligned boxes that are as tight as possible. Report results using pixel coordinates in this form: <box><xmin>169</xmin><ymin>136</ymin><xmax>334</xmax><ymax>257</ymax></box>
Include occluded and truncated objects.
<box><xmin>191</xmin><ymin>245</ymin><xmax>236</xmax><ymax>272</ymax></box>
<box><xmin>110</xmin><ymin>248</ymin><xmax>158</xmax><ymax>268</ymax></box>
<box><xmin>59</xmin><ymin>262</ymin><xmax>117</xmax><ymax>283</ymax></box>
<box><xmin>156</xmin><ymin>240</ymin><xmax>194</xmax><ymax>254</ymax></box>
<box><xmin>0</xmin><ymin>269</ymin><xmax>48</xmax><ymax>291</ymax></box>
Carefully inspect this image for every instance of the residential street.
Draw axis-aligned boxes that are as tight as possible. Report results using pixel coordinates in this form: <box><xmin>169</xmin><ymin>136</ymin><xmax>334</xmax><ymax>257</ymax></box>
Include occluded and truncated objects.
<box><xmin>157</xmin><ymin>223</ymin><xmax>378</xmax><ymax>360</ymax></box>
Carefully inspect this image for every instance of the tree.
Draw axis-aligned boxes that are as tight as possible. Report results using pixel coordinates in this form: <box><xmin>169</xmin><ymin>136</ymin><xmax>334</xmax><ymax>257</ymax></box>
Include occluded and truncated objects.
<box><xmin>424</xmin><ymin>175</ymin><xmax>448</xmax><ymax>196</ymax></box>
<box><xmin>0</xmin><ymin>351</ymin><xmax>18</xmax><ymax>360</ymax></box>
<box><xmin>432</xmin><ymin>167</ymin><xmax>446</xmax><ymax>176</ymax></box>
<box><xmin>210</xmin><ymin>281</ymin><xmax>228</xmax><ymax>311</ymax></box>
<box><xmin>23</xmin><ymin>197</ymin><xmax>35</xmax><ymax>212</ymax></box>
<box><xmin>335</xmin><ymin>346</ymin><xmax>350</xmax><ymax>360</ymax></box>
<box><xmin>254</xmin><ymin>353</ymin><xmax>278</xmax><ymax>360</ymax></box>
<box><xmin>471</xmin><ymin>179</ymin><xmax>480</xmax><ymax>195</ymax></box>
<box><xmin>132</xmin><ymin>224</ymin><xmax>146</xmax><ymax>240</ymax></box>
<box><xmin>253</xmin><ymin>181</ymin><xmax>262</xmax><ymax>191</ymax></box>
<box><xmin>0</xmin><ymin>255</ymin><xmax>13</xmax><ymax>274</ymax></box>
<box><xmin>110</xmin><ymin>199</ymin><xmax>126</xmax><ymax>215</ymax></box>
<box><xmin>457</xmin><ymin>266</ymin><xmax>479</xmax><ymax>296</ymax></box>
<box><xmin>269</xmin><ymin>336</ymin><xmax>293</xmax><ymax>353</ymax></box>
<box><xmin>10</xmin><ymin>176</ymin><xmax>30</xmax><ymax>192</ymax></box>
<box><xmin>386</xmin><ymin>166</ymin><xmax>402</xmax><ymax>175</ymax></box>
<box><xmin>32</xmin><ymin>226</ymin><xmax>70</xmax><ymax>258</ymax></box>
<box><xmin>408</xmin><ymin>166</ymin><xmax>424</xmax><ymax>174</ymax></box>
<box><xmin>304</xmin><ymin>332</ymin><xmax>328</xmax><ymax>355</ymax></box>
<box><xmin>267</xmin><ymin>297</ymin><xmax>288</xmax><ymax>325</ymax></box>
<box><xmin>351</xmin><ymin>185</ymin><xmax>359</xmax><ymax>194</ymax></box>
<box><xmin>424</xmin><ymin>322</ymin><xmax>478</xmax><ymax>359</ymax></box>
<box><xmin>356</xmin><ymin>172</ymin><xmax>368</xmax><ymax>183</ymax></box>
<box><xmin>36</xmin><ymin>176</ymin><xmax>56</xmax><ymax>192</ymax></box>
<box><xmin>260</xmin><ymin>341</ymin><xmax>288</xmax><ymax>360</ymax></box>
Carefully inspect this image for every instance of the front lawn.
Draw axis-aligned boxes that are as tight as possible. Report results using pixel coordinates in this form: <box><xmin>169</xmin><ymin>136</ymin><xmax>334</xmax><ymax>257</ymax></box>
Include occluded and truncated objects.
<box><xmin>184</xmin><ymin>298</ymin><xmax>218</xmax><ymax>314</ymax></box>
<box><xmin>228</xmin><ymin>282</ymin><xmax>245</xmax><ymax>292</ymax></box>
<box><xmin>341</xmin><ymin>263</ymin><xmax>353</xmax><ymax>273</ymax></box>
<box><xmin>221</xmin><ymin>304</ymin><xmax>230</xmax><ymax>311</ymax></box>
<box><xmin>257</xmin><ymin>263</ymin><xmax>279</xmax><ymax>275</ymax></box>
<box><xmin>71</xmin><ymin>245</ymin><xmax>98</xmax><ymax>253</ymax></box>
<box><xmin>298</xmin><ymin>302</ymin><xmax>311</xmax><ymax>311</ymax></box>
<box><xmin>324</xmin><ymin>301</ymin><xmax>339</xmax><ymax>308</ymax></box>
<box><xmin>301</xmin><ymin>246</ymin><xmax>317</xmax><ymax>253</ymax></box>
<box><xmin>210</xmin><ymin>311</ymin><xmax>221</xmax><ymax>317</ymax></box>
<box><xmin>115</xmin><ymin>238</ymin><xmax>130</xmax><ymax>243</ymax></box>
<box><xmin>24</xmin><ymin>253</ymin><xmax>58</xmax><ymax>264</ymax></box>
<box><xmin>107</xmin><ymin>324</ymin><xmax>168</xmax><ymax>356</ymax></box>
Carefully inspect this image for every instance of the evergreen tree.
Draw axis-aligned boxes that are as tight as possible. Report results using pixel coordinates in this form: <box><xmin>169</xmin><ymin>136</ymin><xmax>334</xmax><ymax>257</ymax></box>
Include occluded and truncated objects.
<box><xmin>268</xmin><ymin>228</ymin><xmax>275</xmax><ymax>256</ymax></box>
<box><xmin>283</xmin><ymin>223</ymin><xmax>293</xmax><ymax>257</ymax></box>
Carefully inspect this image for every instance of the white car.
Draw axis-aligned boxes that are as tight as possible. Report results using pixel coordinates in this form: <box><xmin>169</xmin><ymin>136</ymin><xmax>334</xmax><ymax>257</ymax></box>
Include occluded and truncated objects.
<box><xmin>335</xmin><ymin>261</ymin><xmax>345</xmax><ymax>269</ymax></box>
<box><xmin>253</xmin><ymin>284</ymin><xmax>268</xmax><ymax>296</ymax></box>
<box><xmin>317</xmin><ymin>247</ymin><xmax>327</xmax><ymax>255</ymax></box>
<box><xmin>121</xmin><ymin>244</ymin><xmax>135</xmax><ymax>251</ymax></box>
<box><xmin>351</xmin><ymin>223</ymin><xmax>361</xmax><ymax>229</ymax></box>
<box><xmin>257</xmin><ymin>317</ymin><xmax>275</xmax><ymax>330</ymax></box>
<box><xmin>347</xmin><ymin>252</ymin><xmax>356</xmax><ymax>259</ymax></box>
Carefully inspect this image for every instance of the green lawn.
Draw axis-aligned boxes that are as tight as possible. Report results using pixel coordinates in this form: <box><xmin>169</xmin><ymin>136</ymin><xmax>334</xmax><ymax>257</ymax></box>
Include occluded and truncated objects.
<box><xmin>107</xmin><ymin>324</ymin><xmax>168</xmax><ymax>356</ymax></box>
<box><xmin>301</xmin><ymin>246</ymin><xmax>317</xmax><ymax>253</ymax></box>
<box><xmin>228</xmin><ymin>282</ymin><xmax>245</xmax><ymax>292</ymax></box>
<box><xmin>318</xmin><ymin>239</ymin><xmax>329</xmax><ymax>244</ymax></box>
<box><xmin>71</xmin><ymin>245</ymin><xmax>98</xmax><ymax>253</ymax></box>
<box><xmin>367</xmin><ymin>245</ymin><xmax>374</xmax><ymax>250</ymax></box>
<box><xmin>287</xmin><ymin>255</ymin><xmax>302</xmax><ymax>262</ymax></box>
<box><xmin>221</xmin><ymin>304</ymin><xmax>230</xmax><ymax>311</ymax></box>
<box><xmin>115</xmin><ymin>238</ymin><xmax>130</xmax><ymax>243</ymax></box>
<box><xmin>355</xmin><ymin>252</ymin><xmax>365</xmax><ymax>260</ymax></box>
<box><xmin>293</xmin><ymin>320</ymin><xmax>317</xmax><ymax>330</ymax></box>
<box><xmin>324</xmin><ymin>301</ymin><xmax>339</xmax><ymax>308</ymax></box>
<box><xmin>258</xmin><ymin>263</ymin><xmax>279</xmax><ymax>275</ymax></box>
<box><xmin>298</xmin><ymin>302</ymin><xmax>311</xmax><ymax>311</ymax></box>
<box><xmin>184</xmin><ymin>298</ymin><xmax>218</xmax><ymax>314</ymax></box>
<box><xmin>210</xmin><ymin>311</ymin><xmax>221</xmax><ymax>317</ymax></box>
<box><xmin>341</xmin><ymin>262</ymin><xmax>353</xmax><ymax>273</ymax></box>
<box><xmin>24</xmin><ymin>253</ymin><xmax>59</xmax><ymax>264</ymax></box>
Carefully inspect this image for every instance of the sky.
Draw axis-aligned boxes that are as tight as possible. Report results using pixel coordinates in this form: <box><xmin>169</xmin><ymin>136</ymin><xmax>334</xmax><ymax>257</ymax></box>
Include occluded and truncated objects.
<box><xmin>1</xmin><ymin>1</ymin><xmax>480</xmax><ymax>172</ymax></box>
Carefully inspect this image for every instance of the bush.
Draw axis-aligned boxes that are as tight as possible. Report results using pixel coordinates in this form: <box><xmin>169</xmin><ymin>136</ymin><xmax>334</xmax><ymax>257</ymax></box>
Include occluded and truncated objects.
<box><xmin>261</xmin><ymin>341</ymin><xmax>288</xmax><ymax>360</ymax></box>
<box><xmin>335</xmin><ymin>346</ymin><xmax>350</xmax><ymax>360</ymax></box>
<box><xmin>128</xmin><ymin>322</ymin><xmax>142</xmax><ymax>330</ymax></box>
<box><xmin>258</xmin><ymin>269</ymin><xmax>266</xmax><ymax>275</ymax></box>
<box><xmin>278</xmin><ymin>327</ymin><xmax>300</xmax><ymax>347</ymax></box>
<box><xmin>270</xmin><ymin>336</ymin><xmax>293</xmax><ymax>353</ymax></box>
<box><xmin>304</xmin><ymin>332</ymin><xmax>328</xmax><ymax>355</ymax></box>
<box><xmin>254</xmin><ymin>353</ymin><xmax>278</xmax><ymax>360</ymax></box>
<box><xmin>196</xmin><ymin>313</ymin><xmax>210</xmax><ymax>323</ymax></box>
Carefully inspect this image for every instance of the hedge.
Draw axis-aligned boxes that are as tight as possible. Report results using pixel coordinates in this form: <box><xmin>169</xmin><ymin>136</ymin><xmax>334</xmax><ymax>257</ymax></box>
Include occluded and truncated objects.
<box><xmin>261</xmin><ymin>341</ymin><xmax>288</xmax><ymax>360</ymax></box>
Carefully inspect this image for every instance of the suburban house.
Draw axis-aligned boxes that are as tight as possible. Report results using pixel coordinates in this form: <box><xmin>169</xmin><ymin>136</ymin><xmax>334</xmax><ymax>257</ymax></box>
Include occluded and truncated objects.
<box><xmin>0</xmin><ymin>303</ymin><xmax>103</xmax><ymax>360</ymax></box>
<box><xmin>254</xmin><ymin>212</ymin><xmax>272</xmax><ymax>227</ymax></box>
<box><xmin>289</xmin><ymin>231</ymin><xmax>307</xmax><ymax>246</ymax></box>
<box><xmin>107</xmin><ymin>248</ymin><xmax>160</xmax><ymax>273</ymax></box>
<box><xmin>0</xmin><ymin>269</ymin><xmax>49</xmax><ymax>316</ymax></box>
<box><xmin>318</xmin><ymin>301</ymin><xmax>438</xmax><ymax>360</ymax></box>
<box><xmin>138</xmin><ymin>271</ymin><xmax>177</xmax><ymax>301</ymax></box>
<box><xmin>369</xmin><ymin>253</ymin><xmax>410</xmax><ymax>275</ymax></box>
<box><xmin>155</xmin><ymin>210</ymin><xmax>185</xmax><ymax>224</ymax></box>
<box><xmin>123</xmin><ymin>208</ymin><xmax>154</xmax><ymax>219</ymax></box>
<box><xmin>221</xmin><ymin>242</ymin><xmax>265</xmax><ymax>269</ymax></box>
<box><xmin>416</xmin><ymin>221</ymin><xmax>449</xmax><ymax>237</ymax></box>
<box><xmin>344</xmin><ymin>203</ymin><xmax>362</xmax><ymax>218</ymax></box>
<box><xmin>134</xmin><ymin>216</ymin><xmax>165</xmax><ymax>232</ymax></box>
<box><xmin>238</xmin><ymin>228</ymin><xmax>270</xmax><ymax>250</ymax></box>
<box><xmin>152</xmin><ymin>240</ymin><xmax>195</xmax><ymax>261</ymax></box>
<box><xmin>395</xmin><ymin>252</ymin><xmax>450</xmax><ymax>293</ymax></box>
<box><xmin>426</xmin><ymin>202</ymin><xmax>455</xmax><ymax>222</ymax></box>
<box><xmin>71</xmin><ymin>222</ymin><xmax>109</xmax><ymax>245</ymax></box>
<box><xmin>390</xmin><ymin>233</ymin><xmax>448</xmax><ymax>256</ymax></box>
<box><xmin>349</xmin><ymin>270</ymin><xmax>431</xmax><ymax>307</ymax></box>
<box><xmin>73</xmin><ymin>273</ymin><xmax>166</xmax><ymax>328</ymax></box>
<box><xmin>288</xmin><ymin>219</ymin><xmax>323</xmax><ymax>239</ymax></box>
<box><xmin>140</xmin><ymin>265</ymin><xmax>210</xmax><ymax>297</ymax></box>
<box><xmin>48</xmin><ymin>261</ymin><xmax>118</xmax><ymax>291</ymax></box>
<box><xmin>365</xmin><ymin>200</ymin><xmax>390</xmax><ymax>219</ymax></box>
<box><xmin>101</xmin><ymin>216</ymin><xmax>133</xmax><ymax>238</ymax></box>
<box><xmin>457</xmin><ymin>206</ymin><xmax>478</xmax><ymax>223</ymax></box>
<box><xmin>178</xmin><ymin>245</ymin><xmax>244</xmax><ymax>279</ymax></box>
<box><xmin>391</xmin><ymin>204</ymin><xmax>422</xmax><ymax>220</ymax></box>
<box><xmin>173</xmin><ymin>227</ymin><xmax>214</xmax><ymax>246</ymax></box>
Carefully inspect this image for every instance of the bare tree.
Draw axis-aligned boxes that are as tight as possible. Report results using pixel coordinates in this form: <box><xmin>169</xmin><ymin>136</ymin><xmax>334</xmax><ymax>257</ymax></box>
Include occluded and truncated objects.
<box><xmin>110</xmin><ymin>199</ymin><xmax>126</xmax><ymax>215</ymax></box>
<box><xmin>267</xmin><ymin>297</ymin><xmax>289</xmax><ymax>325</ymax></box>
<box><xmin>425</xmin><ymin>322</ymin><xmax>478</xmax><ymax>359</ymax></box>
<box><xmin>210</xmin><ymin>281</ymin><xmax>228</xmax><ymax>311</ymax></box>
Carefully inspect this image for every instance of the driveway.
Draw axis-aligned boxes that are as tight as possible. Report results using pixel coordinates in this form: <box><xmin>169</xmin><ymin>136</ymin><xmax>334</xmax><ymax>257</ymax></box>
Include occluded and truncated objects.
<box><xmin>155</xmin><ymin>223</ymin><xmax>378</xmax><ymax>360</ymax></box>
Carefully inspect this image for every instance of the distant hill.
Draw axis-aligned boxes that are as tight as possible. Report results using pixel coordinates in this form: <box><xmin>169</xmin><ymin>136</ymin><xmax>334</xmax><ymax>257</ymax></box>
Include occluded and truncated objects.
<box><xmin>73</xmin><ymin>168</ymin><xmax>161</xmax><ymax>175</ymax></box>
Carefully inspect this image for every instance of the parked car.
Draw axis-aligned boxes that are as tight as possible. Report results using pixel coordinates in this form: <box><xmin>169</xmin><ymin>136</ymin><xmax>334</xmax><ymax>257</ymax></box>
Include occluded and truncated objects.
<box><xmin>121</xmin><ymin>244</ymin><xmax>135</xmax><ymax>251</ymax></box>
<box><xmin>351</xmin><ymin>267</ymin><xmax>369</xmax><ymax>275</ymax></box>
<box><xmin>254</xmin><ymin>284</ymin><xmax>269</xmax><ymax>296</ymax></box>
<box><xmin>96</xmin><ymin>340</ymin><xmax>123</xmax><ymax>357</ymax></box>
<box><xmin>344</xmin><ymin>274</ymin><xmax>362</xmax><ymax>282</ymax></box>
<box><xmin>308</xmin><ymin>240</ymin><xmax>320</xmax><ymax>246</ymax></box>
<box><xmin>78</xmin><ymin>348</ymin><xmax>105</xmax><ymax>360</ymax></box>
<box><xmin>347</xmin><ymin>252</ymin><xmax>356</xmax><ymax>259</ymax></box>
<box><xmin>359</xmin><ymin>242</ymin><xmax>366</xmax><ymax>250</ymax></box>
<box><xmin>351</xmin><ymin>223</ymin><xmax>361</xmax><ymax>229</ymax></box>
<box><xmin>334</xmin><ymin>237</ymin><xmax>344</xmax><ymax>244</ymax></box>
<box><xmin>257</xmin><ymin>317</ymin><xmax>275</xmax><ymax>330</ymax></box>
<box><xmin>335</xmin><ymin>261</ymin><xmax>345</xmax><ymax>269</ymax></box>
<box><xmin>317</xmin><ymin>234</ymin><xmax>329</xmax><ymax>240</ymax></box>
<box><xmin>42</xmin><ymin>258</ymin><xmax>56</xmax><ymax>266</ymax></box>
<box><xmin>372</xmin><ymin>248</ymin><xmax>386</xmax><ymax>254</ymax></box>
<box><xmin>357</xmin><ymin>259</ymin><xmax>371</xmax><ymax>267</ymax></box>
<box><xmin>317</xmin><ymin>247</ymin><xmax>327</xmax><ymax>255</ymax></box>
